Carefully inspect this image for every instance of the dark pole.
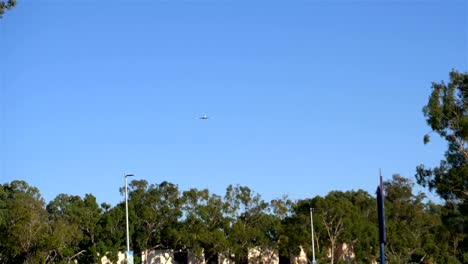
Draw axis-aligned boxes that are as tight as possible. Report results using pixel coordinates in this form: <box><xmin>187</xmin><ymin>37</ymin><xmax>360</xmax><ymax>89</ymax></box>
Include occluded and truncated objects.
<box><xmin>377</xmin><ymin>170</ymin><xmax>386</xmax><ymax>264</ymax></box>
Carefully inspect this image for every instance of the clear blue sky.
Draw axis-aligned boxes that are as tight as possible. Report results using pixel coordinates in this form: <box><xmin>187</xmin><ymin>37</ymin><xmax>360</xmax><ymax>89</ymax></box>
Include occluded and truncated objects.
<box><xmin>1</xmin><ymin>0</ymin><xmax>467</xmax><ymax>206</ymax></box>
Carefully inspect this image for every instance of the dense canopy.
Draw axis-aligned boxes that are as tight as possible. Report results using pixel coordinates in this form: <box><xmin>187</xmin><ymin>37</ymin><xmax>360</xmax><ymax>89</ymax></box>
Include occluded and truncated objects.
<box><xmin>0</xmin><ymin>174</ymin><xmax>465</xmax><ymax>263</ymax></box>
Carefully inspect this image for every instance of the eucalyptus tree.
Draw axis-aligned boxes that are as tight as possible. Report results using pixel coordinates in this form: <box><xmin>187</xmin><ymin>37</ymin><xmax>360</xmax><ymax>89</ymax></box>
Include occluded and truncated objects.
<box><xmin>285</xmin><ymin>191</ymin><xmax>379</xmax><ymax>264</ymax></box>
<box><xmin>46</xmin><ymin>194</ymin><xmax>84</xmax><ymax>263</ymax></box>
<box><xmin>95</xmin><ymin>202</ymin><xmax>126</xmax><ymax>263</ymax></box>
<box><xmin>278</xmin><ymin>199</ymin><xmax>311</xmax><ymax>260</ymax></box>
<box><xmin>128</xmin><ymin>180</ymin><xmax>183</xmax><ymax>258</ymax></box>
<box><xmin>0</xmin><ymin>0</ymin><xmax>15</xmax><ymax>17</ymax></box>
<box><xmin>0</xmin><ymin>181</ymin><xmax>50</xmax><ymax>263</ymax></box>
<box><xmin>416</xmin><ymin>70</ymin><xmax>468</xmax><ymax>262</ymax></box>
<box><xmin>313</xmin><ymin>192</ymin><xmax>357</xmax><ymax>264</ymax></box>
<box><xmin>178</xmin><ymin>188</ymin><xmax>210</xmax><ymax>256</ymax></box>
<box><xmin>384</xmin><ymin>175</ymin><xmax>442</xmax><ymax>263</ymax></box>
<box><xmin>224</xmin><ymin>185</ymin><xmax>271</xmax><ymax>264</ymax></box>
<box><xmin>340</xmin><ymin>190</ymin><xmax>378</xmax><ymax>263</ymax></box>
<box><xmin>47</xmin><ymin>193</ymin><xmax>104</xmax><ymax>263</ymax></box>
<box><xmin>179</xmin><ymin>188</ymin><xmax>230</xmax><ymax>262</ymax></box>
<box><xmin>254</xmin><ymin>210</ymin><xmax>283</xmax><ymax>263</ymax></box>
<box><xmin>269</xmin><ymin>196</ymin><xmax>292</xmax><ymax>261</ymax></box>
<box><xmin>416</xmin><ymin>70</ymin><xmax>468</xmax><ymax>203</ymax></box>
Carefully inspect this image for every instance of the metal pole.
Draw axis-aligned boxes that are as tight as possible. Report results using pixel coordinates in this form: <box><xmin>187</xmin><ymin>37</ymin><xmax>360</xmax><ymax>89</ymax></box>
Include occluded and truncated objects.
<box><xmin>125</xmin><ymin>174</ymin><xmax>134</xmax><ymax>254</ymax></box>
<box><xmin>378</xmin><ymin>170</ymin><xmax>386</xmax><ymax>264</ymax></box>
<box><xmin>125</xmin><ymin>175</ymin><xmax>130</xmax><ymax>253</ymax></box>
<box><xmin>380</xmin><ymin>243</ymin><xmax>385</xmax><ymax>264</ymax></box>
<box><xmin>310</xmin><ymin>208</ymin><xmax>317</xmax><ymax>264</ymax></box>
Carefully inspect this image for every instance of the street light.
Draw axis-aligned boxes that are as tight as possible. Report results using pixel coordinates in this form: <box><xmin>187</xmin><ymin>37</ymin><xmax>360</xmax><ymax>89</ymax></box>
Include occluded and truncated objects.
<box><xmin>125</xmin><ymin>174</ymin><xmax>134</xmax><ymax>263</ymax></box>
<box><xmin>310</xmin><ymin>208</ymin><xmax>317</xmax><ymax>264</ymax></box>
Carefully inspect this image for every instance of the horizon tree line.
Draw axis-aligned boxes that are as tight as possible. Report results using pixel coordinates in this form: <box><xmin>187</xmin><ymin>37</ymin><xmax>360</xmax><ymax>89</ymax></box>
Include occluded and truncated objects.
<box><xmin>0</xmin><ymin>60</ymin><xmax>466</xmax><ymax>263</ymax></box>
<box><xmin>0</xmin><ymin>173</ymin><xmax>465</xmax><ymax>264</ymax></box>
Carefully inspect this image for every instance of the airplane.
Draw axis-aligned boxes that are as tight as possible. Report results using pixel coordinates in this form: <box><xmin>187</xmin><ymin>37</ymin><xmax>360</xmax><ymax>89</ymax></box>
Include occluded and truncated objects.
<box><xmin>199</xmin><ymin>115</ymin><xmax>210</xmax><ymax>120</ymax></box>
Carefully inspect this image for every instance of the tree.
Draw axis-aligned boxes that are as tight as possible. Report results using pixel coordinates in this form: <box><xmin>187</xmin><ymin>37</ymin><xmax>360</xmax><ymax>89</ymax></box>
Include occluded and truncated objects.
<box><xmin>280</xmin><ymin>198</ymin><xmax>314</xmax><ymax>261</ymax></box>
<box><xmin>314</xmin><ymin>193</ymin><xmax>355</xmax><ymax>264</ymax></box>
<box><xmin>127</xmin><ymin>180</ymin><xmax>182</xmax><ymax>261</ymax></box>
<box><xmin>46</xmin><ymin>216</ymin><xmax>84</xmax><ymax>263</ymax></box>
<box><xmin>416</xmin><ymin>70</ymin><xmax>468</xmax><ymax>202</ymax></box>
<box><xmin>416</xmin><ymin>70</ymin><xmax>468</xmax><ymax>262</ymax></box>
<box><xmin>0</xmin><ymin>0</ymin><xmax>16</xmax><ymax>17</ymax></box>
<box><xmin>384</xmin><ymin>175</ymin><xmax>442</xmax><ymax>263</ymax></box>
<box><xmin>95</xmin><ymin>203</ymin><xmax>126</xmax><ymax>263</ymax></box>
<box><xmin>47</xmin><ymin>193</ymin><xmax>103</xmax><ymax>263</ymax></box>
<box><xmin>0</xmin><ymin>181</ymin><xmax>50</xmax><ymax>263</ymax></box>
<box><xmin>179</xmin><ymin>188</ymin><xmax>229</xmax><ymax>262</ymax></box>
<box><xmin>434</xmin><ymin>201</ymin><xmax>466</xmax><ymax>263</ymax></box>
<box><xmin>337</xmin><ymin>190</ymin><xmax>378</xmax><ymax>263</ymax></box>
<box><xmin>224</xmin><ymin>185</ymin><xmax>270</xmax><ymax>264</ymax></box>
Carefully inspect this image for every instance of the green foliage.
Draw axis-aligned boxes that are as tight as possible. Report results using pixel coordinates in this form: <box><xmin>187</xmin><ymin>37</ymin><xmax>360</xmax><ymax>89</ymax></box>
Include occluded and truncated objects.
<box><xmin>179</xmin><ymin>188</ymin><xmax>229</xmax><ymax>261</ymax></box>
<box><xmin>416</xmin><ymin>69</ymin><xmax>468</xmax><ymax>262</ymax></box>
<box><xmin>224</xmin><ymin>185</ymin><xmax>272</xmax><ymax>263</ymax></box>
<box><xmin>128</xmin><ymin>180</ymin><xmax>183</xmax><ymax>255</ymax></box>
<box><xmin>46</xmin><ymin>193</ymin><xmax>104</xmax><ymax>263</ymax></box>
<box><xmin>281</xmin><ymin>191</ymin><xmax>378</xmax><ymax>264</ymax></box>
<box><xmin>384</xmin><ymin>175</ymin><xmax>442</xmax><ymax>263</ymax></box>
<box><xmin>0</xmin><ymin>181</ymin><xmax>50</xmax><ymax>263</ymax></box>
<box><xmin>0</xmin><ymin>175</ymin><xmax>462</xmax><ymax>263</ymax></box>
<box><xmin>0</xmin><ymin>0</ymin><xmax>16</xmax><ymax>17</ymax></box>
<box><xmin>96</xmin><ymin>203</ymin><xmax>126</xmax><ymax>262</ymax></box>
<box><xmin>416</xmin><ymin>70</ymin><xmax>468</xmax><ymax>202</ymax></box>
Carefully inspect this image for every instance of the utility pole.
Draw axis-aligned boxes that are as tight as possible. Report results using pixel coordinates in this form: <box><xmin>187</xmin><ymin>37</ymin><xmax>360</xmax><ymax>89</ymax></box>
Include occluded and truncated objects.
<box><xmin>310</xmin><ymin>208</ymin><xmax>317</xmax><ymax>264</ymax></box>
<box><xmin>125</xmin><ymin>174</ymin><xmax>134</xmax><ymax>264</ymax></box>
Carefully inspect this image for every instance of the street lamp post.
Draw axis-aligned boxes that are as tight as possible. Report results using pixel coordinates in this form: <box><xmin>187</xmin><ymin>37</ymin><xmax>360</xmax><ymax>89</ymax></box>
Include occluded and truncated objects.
<box><xmin>310</xmin><ymin>208</ymin><xmax>317</xmax><ymax>264</ymax></box>
<box><xmin>125</xmin><ymin>174</ymin><xmax>134</xmax><ymax>261</ymax></box>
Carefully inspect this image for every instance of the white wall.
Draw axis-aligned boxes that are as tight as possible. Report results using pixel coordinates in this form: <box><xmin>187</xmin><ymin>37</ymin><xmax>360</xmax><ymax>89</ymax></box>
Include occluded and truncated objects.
<box><xmin>100</xmin><ymin>251</ymin><xmax>126</xmax><ymax>264</ymax></box>
<box><xmin>142</xmin><ymin>249</ymin><xmax>175</xmax><ymax>264</ymax></box>
<box><xmin>248</xmin><ymin>247</ymin><xmax>279</xmax><ymax>264</ymax></box>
